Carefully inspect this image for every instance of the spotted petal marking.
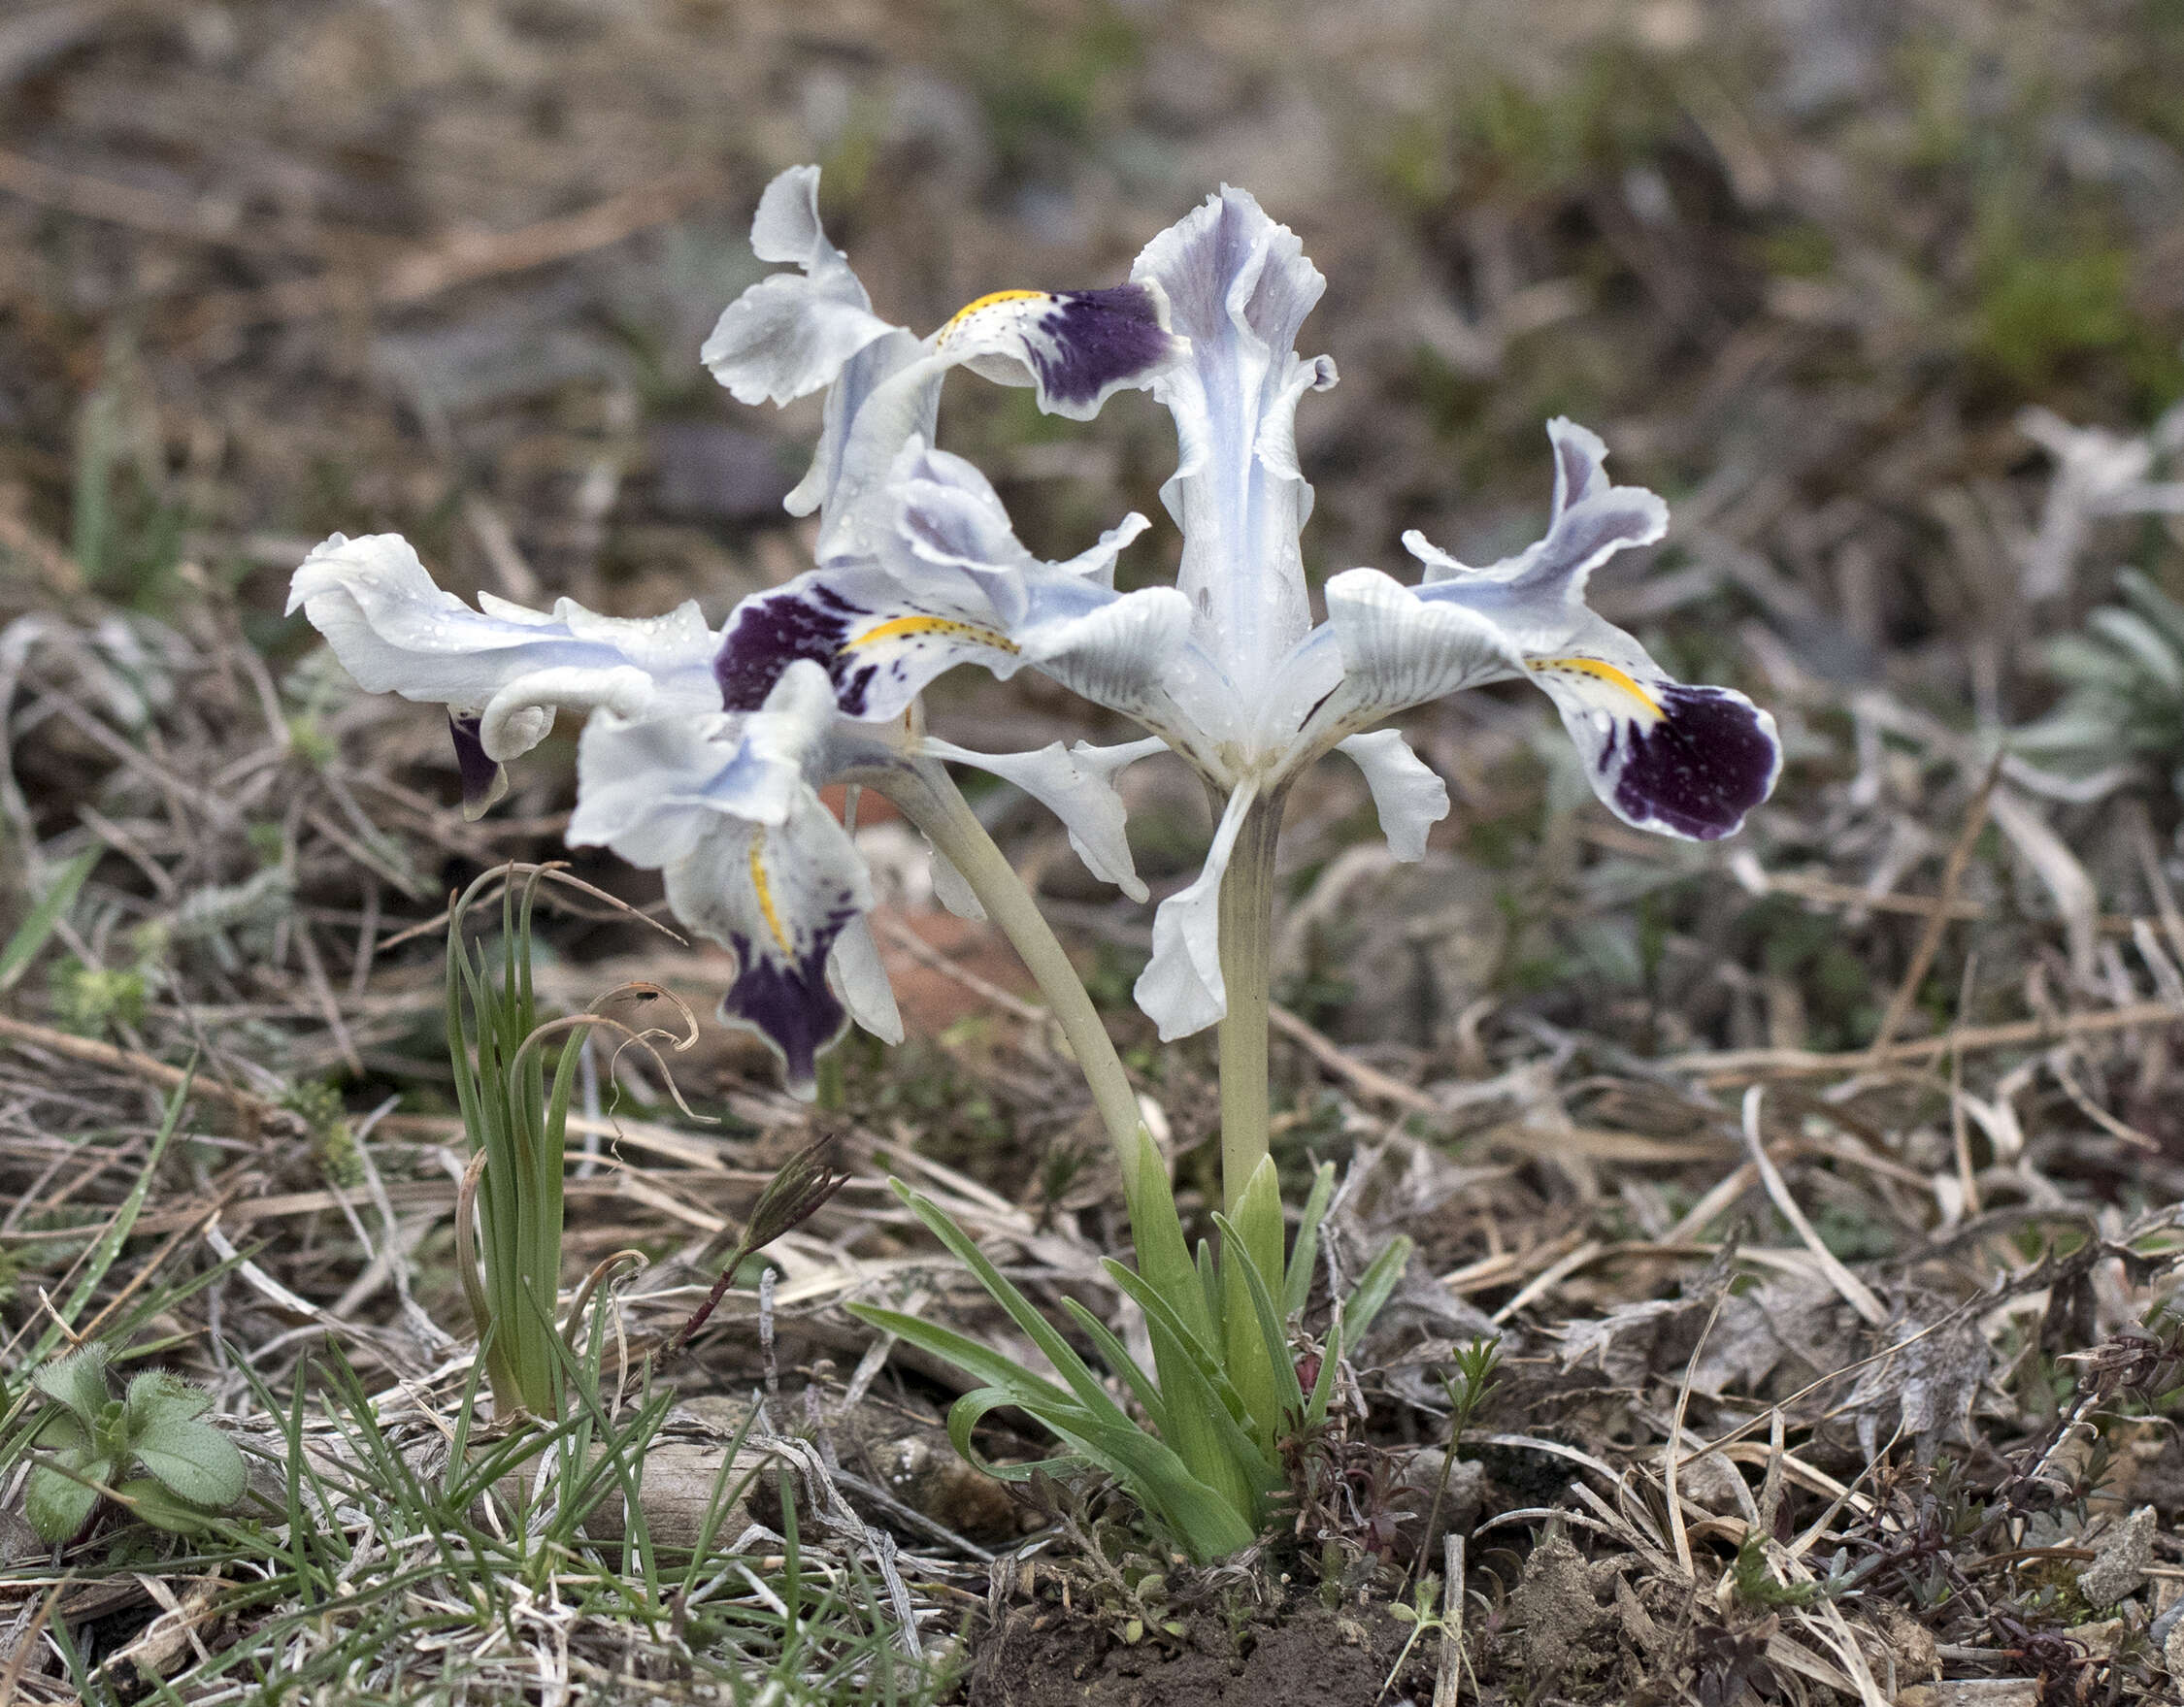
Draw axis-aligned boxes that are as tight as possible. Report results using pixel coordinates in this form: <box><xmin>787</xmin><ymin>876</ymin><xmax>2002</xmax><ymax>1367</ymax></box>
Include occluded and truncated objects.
<box><xmin>667</xmin><ymin>799</ymin><xmax>871</xmax><ymax>1097</ymax></box>
<box><xmin>567</xmin><ymin>663</ymin><xmax>879</xmax><ymax>1097</ymax></box>
<box><xmin>935</xmin><ymin>283</ymin><xmax>1185</xmax><ymax>419</ymax></box>
<box><xmin>1529</xmin><ymin>640</ymin><xmax>1780</xmax><ymax>841</ymax></box>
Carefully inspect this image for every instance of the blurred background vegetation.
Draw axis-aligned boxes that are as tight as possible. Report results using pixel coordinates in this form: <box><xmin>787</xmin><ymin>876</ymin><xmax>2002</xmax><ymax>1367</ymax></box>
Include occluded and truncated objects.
<box><xmin>4</xmin><ymin>0</ymin><xmax>2184</xmax><ymax>1102</ymax></box>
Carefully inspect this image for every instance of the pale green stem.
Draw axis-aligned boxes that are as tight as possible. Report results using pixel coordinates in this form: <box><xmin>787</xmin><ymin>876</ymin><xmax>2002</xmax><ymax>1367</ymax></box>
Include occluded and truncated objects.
<box><xmin>886</xmin><ymin>768</ymin><xmax>1148</xmax><ymax>1191</ymax></box>
<box><xmin>1215</xmin><ymin>792</ymin><xmax>1284</xmax><ymax>1215</ymax></box>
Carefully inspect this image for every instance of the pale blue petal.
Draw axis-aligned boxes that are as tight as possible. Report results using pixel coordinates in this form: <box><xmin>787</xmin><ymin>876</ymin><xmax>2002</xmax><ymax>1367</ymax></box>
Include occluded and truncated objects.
<box><xmin>1134</xmin><ymin>780</ymin><xmax>1258</xmax><ymax>1039</ymax></box>
<box><xmin>287</xmin><ymin>533</ymin><xmax>719</xmax><ymax>762</ymax></box>
<box><xmin>1132</xmin><ymin>187</ymin><xmax>1338</xmax><ymax>694</ymax></box>
<box><xmin>921</xmin><ymin>735</ymin><xmax>1159</xmax><ymax>903</ymax></box>
<box><xmin>701</xmin><ymin>167</ymin><xmax>897</xmax><ymax>407</ymax></box>
<box><xmin>1336</xmin><ymin>730</ymin><xmax>1448</xmax><ymax>861</ymax></box>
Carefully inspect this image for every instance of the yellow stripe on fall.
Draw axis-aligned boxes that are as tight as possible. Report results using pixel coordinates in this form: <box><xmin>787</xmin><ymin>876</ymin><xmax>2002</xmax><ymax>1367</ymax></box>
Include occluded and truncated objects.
<box><xmin>846</xmin><ymin>614</ymin><xmax>1018</xmax><ymax>654</ymax></box>
<box><xmin>1528</xmin><ymin>656</ymin><xmax>1664</xmax><ymax>716</ymax></box>
<box><xmin>748</xmin><ymin>833</ymin><xmax>792</xmax><ymax>955</ymax></box>
<box><xmin>938</xmin><ymin>288</ymin><xmax>1049</xmax><ymax>338</ymax></box>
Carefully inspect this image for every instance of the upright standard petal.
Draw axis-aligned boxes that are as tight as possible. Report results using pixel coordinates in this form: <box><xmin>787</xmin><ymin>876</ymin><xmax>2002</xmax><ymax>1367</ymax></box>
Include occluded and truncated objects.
<box><xmin>700</xmin><ymin>167</ymin><xmax>897</xmax><ymax>407</ymax></box>
<box><xmin>1132</xmin><ymin>186</ymin><xmax>1338</xmax><ymax>689</ymax></box>
<box><xmin>289</xmin><ymin>533</ymin><xmax>721</xmax><ymax>807</ymax></box>
<box><xmin>1134</xmin><ymin>781</ymin><xmax>1258</xmax><ymax>1040</ymax></box>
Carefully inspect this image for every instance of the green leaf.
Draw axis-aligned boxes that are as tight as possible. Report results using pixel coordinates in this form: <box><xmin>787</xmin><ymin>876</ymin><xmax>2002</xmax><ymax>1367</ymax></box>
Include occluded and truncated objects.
<box><xmin>1219</xmin><ymin>1161</ymin><xmax>1289</xmax><ymax>1444</ymax></box>
<box><xmin>32</xmin><ymin>1347</ymin><xmax>113</xmax><ymax>1430</ymax></box>
<box><xmin>0</xmin><ymin>847</ymin><xmax>100</xmax><ymax>994</ymax></box>
<box><xmin>1303</xmin><ymin>1319</ymin><xmax>1342</xmax><ymax>1429</ymax></box>
<box><xmin>1342</xmin><ymin>1235</ymin><xmax>1412</xmax><ymax>1346</ymax></box>
<box><xmin>114</xmin><ymin>1477</ymin><xmax>222</xmax><ymax>1536</ymax></box>
<box><xmin>1102</xmin><ymin>1259</ymin><xmax>1278</xmax><ymax>1501</ymax></box>
<box><xmin>943</xmin><ymin>1387</ymin><xmax>1089</xmax><ymax>1482</ymax></box>
<box><xmin>26</xmin><ymin>1452</ymin><xmax>107</xmax><ymax>1542</ymax></box>
<box><xmin>1057</xmin><ymin>1297</ymin><xmax>1170</xmax><ymax>1437</ymax></box>
<box><xmin>1285</xmin><ymin>1162</ymin><xmax>1337</xmax><ymax>1318</ymax></box>
<box><xmin>1121</xmin><ymin>1124</ymin><xmax>1215</xmax><ymax>1346</ymax></box>
<box><xmin>849</xmin><ymin>1305</ymin><xmax>1077</xmax><ymax>1414</ymax></box>
<box><xmin>126</xmin><ymin>1370</ymin><xmax>214</xmax><ymax>1430</ymax></box>
<box><xmin>856</xmin><ymin>1190</ymin><xmax>1262</xmax><ymax>1562</ymax></box>
<box><xmin>1214</xmin><ymin>1210</ymin><xmax>1307</xmax><ymax>1428</ymax></box>
<box><xmin>133</xmin><ymin>1419</ymin><xmax>247</xmax><ymax>1508</ymax></box>
<box><xmin>886</xmin><ymin>1184</ymin><xmax>1134</xmax><ymax>1428</ymax></box>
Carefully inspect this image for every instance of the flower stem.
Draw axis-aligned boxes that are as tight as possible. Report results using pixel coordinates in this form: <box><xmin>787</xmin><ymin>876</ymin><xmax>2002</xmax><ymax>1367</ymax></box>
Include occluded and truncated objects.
<box><xmin>1215</xmin><ymin>792</ymin><xmax>1283</xmax><ymax>1215</ymax></box>
<box><xmin>889</xmin><ymin>767</ymin><xmax>1149</xmax><ymax>1191</ymax></box>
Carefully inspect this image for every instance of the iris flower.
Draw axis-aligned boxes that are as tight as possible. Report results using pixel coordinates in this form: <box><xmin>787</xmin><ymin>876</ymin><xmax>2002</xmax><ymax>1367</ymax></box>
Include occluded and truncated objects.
<box><xmin>710</xmin><ymin>172</ymin><xmax>1781</xmax><ymax>1039</ymax></box>
<box><xmin>290</xmin><ymin>165</ymin><xmax>1778</xmax><ymax>1098</ymax></box>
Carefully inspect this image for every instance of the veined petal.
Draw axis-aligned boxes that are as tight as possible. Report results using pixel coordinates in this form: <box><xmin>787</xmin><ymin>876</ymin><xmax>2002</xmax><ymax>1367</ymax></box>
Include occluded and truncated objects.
<box><xmin>1317</xmin><ymin>566</ymin><xmax>1524</xmax><ymax>726</ymax></box>
<box><xmin>1134</xmin><ymin>780</ymin><xmax>1258</xmax><ymax>1039</ymax></box>
<box><xmin>922</xmin><ymin>735</ymin><xmax>1161</xmax><ymax>903</ymax></box>
<box><xmin>1336</xmin><ymin>730</ymin><xmax>1448</xmax><ymax>861</ymax></box>
<box><xmin>716</xmin><ymin>443</ymin><xmax>1196</xmax><ymax>735</ymax></box>
<box><xmin>1525</xmin><ymin>612</ymin><xmax>1780</xmax><ymax>841</ymax></box>
<box><xmin>783</xmin><ymin>327</ymin><xmax>928</xmax><ymax>520</ymax></box>
<box><xmin>933</xmin><ymin>283</ymin><xmax>1185</xmax><ymax>420</ymax></box>
<box><xmin>568</xmin><ymin>660</ymin><xmax>835</xmax><ymax>867</ymax></box>
<box><xmin>714</xmin><ymin>560</ymin><xmax>1028</xmax><ymax>718</ymax></box>
<box><xmin>1402</xmin><ymin>418</ymin><xmax>1668</xmax><ymax>623</ymax></box>
<box><xmin>288</xmin><ymin>533</ymin><xmax>720</xmax><ymax>763</ymax></box>
<box><xmin>663</xmin><ymin>795</ymin><xmax>874</xmax><ymax>1098</ymax></box>
<box><xmin>812</xmin><ymin>287</ymin><xmax>1182</xmax><ymax>561</ymax></box>
<box><xmin>830</xmin><ymin>914</ymin><xmax>904</xmax><ymax>1045</ymax></box>
<box><xmin>1132</xmin><ymin>186</ymin><xmax>1338</xmax><ymax>687</ymax></box>
<box><xmin>700</xmin><ymin>167</ymin><xmax>897</xmax><ymax>407</ymax></box>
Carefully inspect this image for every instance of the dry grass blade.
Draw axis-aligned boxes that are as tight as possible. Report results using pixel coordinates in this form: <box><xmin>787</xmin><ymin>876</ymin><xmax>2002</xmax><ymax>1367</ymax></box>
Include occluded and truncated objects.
<box><xmin>1739</xmin><ymin>1086</ymin><xmax>1887</xmax><ymax>1326</ymax></box>
<box><xmin>1865</xmin><ymin>753</ymin><xmax>2000</xmax><ymax>1062</ymax></box>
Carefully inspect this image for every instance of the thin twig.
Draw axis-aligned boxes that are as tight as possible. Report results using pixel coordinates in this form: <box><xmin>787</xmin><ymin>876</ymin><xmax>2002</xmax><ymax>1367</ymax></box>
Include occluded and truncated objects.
<box><xmin>1670</xmin><ymin>997</ymin><xmax>2184</xmax><ymax>1080</ymax></box>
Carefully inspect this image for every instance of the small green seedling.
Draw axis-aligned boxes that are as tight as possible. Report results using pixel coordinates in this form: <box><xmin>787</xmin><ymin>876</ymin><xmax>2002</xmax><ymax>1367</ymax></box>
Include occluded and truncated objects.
<box><xmin>25</xmin><ymin>1346</ymin><xmax>247</xmax><ymax>1543</ymax></box>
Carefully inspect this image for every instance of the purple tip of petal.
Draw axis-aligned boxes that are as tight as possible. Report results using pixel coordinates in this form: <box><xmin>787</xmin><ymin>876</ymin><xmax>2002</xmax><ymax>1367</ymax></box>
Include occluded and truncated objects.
<box><xmin>1613</xmin><ymin>687</ymin><xmax>1780</xmax><ymax>840</ymax></box>
<box><xmin>714</xmin><ymin>584</ymin><xmax>866</xmax><ymax>713</ymax></box>
<box><xmin>722</xmin><ymin>935</ymin><xmax>849</xmax><ymax>1095</ymax></box>
<box><xmin>447</xmin><ymin>714</ymin><xmax>507</xmax><ymax>818</ymax></box>
<box><xmin>1031</xmin><ymin>285</ymin><xmax>1176</xmax><ymax>410</ymax></box>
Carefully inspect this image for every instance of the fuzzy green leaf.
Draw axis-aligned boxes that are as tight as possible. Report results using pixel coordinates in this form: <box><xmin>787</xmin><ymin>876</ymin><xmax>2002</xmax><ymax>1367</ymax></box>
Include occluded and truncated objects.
<box><xmin>133</xmin><ymin>1419</ymin><xmax>247</xmax><ymax>1509</ymax></box>
<box><xmin>126</xmin><ymin>1370</ymin><xmax>214</xmax><ymax>1430</ymax></box>
<box><xmin>26</xmin><ymin>1452</ymin><xmax>107</xmax><ymax>1543</ymax></box>
<box><xmin>33</xmin><ymin>1347</ymin><xmax>113</xmax><ymax>1430</ymax></box>
<box><xmin>115</xmin><ymin>1476</ymin><xmax>223</xmax><ymax>1536</ymax></box>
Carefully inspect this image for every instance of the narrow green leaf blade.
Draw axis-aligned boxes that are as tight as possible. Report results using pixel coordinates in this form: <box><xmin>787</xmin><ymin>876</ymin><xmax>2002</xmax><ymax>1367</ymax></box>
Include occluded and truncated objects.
<box><xmin>1214</xmin><ymin>1210</ymin><xmax>1306</xmax><ymax>1426</ymax></box>
<box><xmin>1342</xmin><ymin>1234</ymin><xmax>1413</xmax><ymax>1346</ymax></box>
<box><xmin>1285</xmin><ymin>1162</ymin><xmax>1337</xmax><ymax>1317</ymax></box>
<box><xmin>0</xmin><ymin>847</ymin><xmax>99</xmax><ymax>994</ymax></box>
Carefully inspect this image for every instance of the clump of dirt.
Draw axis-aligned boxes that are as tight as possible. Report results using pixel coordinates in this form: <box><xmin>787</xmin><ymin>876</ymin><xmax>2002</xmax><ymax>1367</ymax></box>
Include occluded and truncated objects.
<box><xmin>964</xmin><ymin>1587</ymin><xmax>1430</xmax><ymax>1707</ymax></box>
